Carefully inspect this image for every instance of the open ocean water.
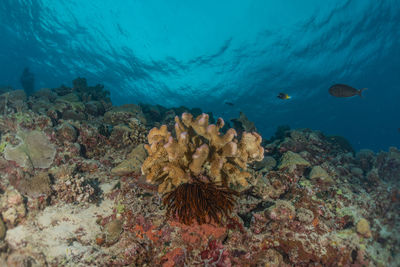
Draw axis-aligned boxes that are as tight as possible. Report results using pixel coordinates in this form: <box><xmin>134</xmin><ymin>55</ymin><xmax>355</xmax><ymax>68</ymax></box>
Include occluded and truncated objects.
<box><xmin>1</xmin><ymin>0</ymin><xmax>399</xmax><ymax>151</ymax></box>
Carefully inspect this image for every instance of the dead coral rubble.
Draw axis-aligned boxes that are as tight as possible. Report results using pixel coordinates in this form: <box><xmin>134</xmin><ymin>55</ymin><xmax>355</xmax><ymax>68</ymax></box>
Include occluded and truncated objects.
<box><xmin>52</xmin><ymin>175</ymin><xmax>98</xmax><ymax>204</ymax></box>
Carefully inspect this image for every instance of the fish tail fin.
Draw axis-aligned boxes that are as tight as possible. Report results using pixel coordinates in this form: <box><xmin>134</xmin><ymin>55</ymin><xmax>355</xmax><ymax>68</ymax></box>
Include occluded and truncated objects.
<box><xmin>358</xmin><ymin>88</ymin><xmax>367</xmax><ymax>97</ymax></box>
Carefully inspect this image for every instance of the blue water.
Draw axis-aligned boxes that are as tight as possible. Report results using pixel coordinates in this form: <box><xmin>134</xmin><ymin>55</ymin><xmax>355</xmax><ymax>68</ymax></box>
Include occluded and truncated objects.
<box><xmin>1</xmin><ymin>0</ymin><xmax>399</xmax><ymax>151</ymax></box>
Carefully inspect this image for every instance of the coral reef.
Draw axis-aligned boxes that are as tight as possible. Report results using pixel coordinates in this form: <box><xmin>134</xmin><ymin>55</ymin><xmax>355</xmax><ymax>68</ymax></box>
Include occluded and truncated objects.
<box><xmin>266</xmin><ymin>199</ymin><xmax>296</xmax><ymax>221</ymax></box>
<box><xmin>111</xmin><ymin>144</ymin><xmax>147</xmax><ymax>176</ymax></box>
<box><xmin>55</xmin><ymin>122</ymin><xmax>78</xmax><ymax>143</ymax></box>
<box><xmin>0</xmin><ymin>78</ymin><xmax>398</xmax><ymax>266</ymax></box>
<box><xmin>109</xmin><ymin>118</ymin><xmax>147</xmax><ymax>150</ymax></box>
<box><xmin>72</xmin><ymin>77</ymin><xmax>111</xmax><ymax>104</ymax></box>
<box><xmin>253</xmin><ymin>155</ymin><xmax>276</xmax><ymax>173</ymax></box>
<box><xmin>0</xmin><ymin>90</ymin><xmax>27</xmax><ymax>114</ymax></box>
<box><xmin>103</xmin><ymin>104</ymin><xmax>145</xmax><ymax>125</ymax></box>
<box><xmin>309</xmin><ymin>165</ymin><xmax>333</xmax><ymax>182</ymax></box>
<box><xmin>15</xmin><ymin>171</ymin><xmax>52</xmax><ymax>199</ymax></box>
<box><xmin>278</xmin><ymin>150</ymin><xmax>310</xmax><ymax>170</ymax></box>
<box><xmin>139</xmin><ymin>103</ymin><xmax>213</xmax><ymax>128</ymax></box>
<box><xmin>230</xmin><ymin>111</ymin><xmax>256</xmax><ymax>134</ymax></box>
<box><xmin>77</xmin><ymin>122</ymin><xmax>108</xmax><ymax>159</ymax></box>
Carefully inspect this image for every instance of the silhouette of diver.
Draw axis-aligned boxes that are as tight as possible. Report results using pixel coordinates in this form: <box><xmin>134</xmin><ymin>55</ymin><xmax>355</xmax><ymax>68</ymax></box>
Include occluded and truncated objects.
<box><xmin>20</xmin><ymin>67</ymin><xmax>35</xmax><ymax>96</ymax></box>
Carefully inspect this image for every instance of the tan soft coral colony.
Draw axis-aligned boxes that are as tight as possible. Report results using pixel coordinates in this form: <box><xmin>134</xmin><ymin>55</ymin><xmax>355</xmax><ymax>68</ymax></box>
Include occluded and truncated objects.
<box><xmin>142</xmin><ymin>113</ymin><xmax>264</xmax><ymax>193</ymax></box>
<box><xmin>141</xmin><ymin>112</ymin><xmax>264</xmax><ymax>224</ymax></box>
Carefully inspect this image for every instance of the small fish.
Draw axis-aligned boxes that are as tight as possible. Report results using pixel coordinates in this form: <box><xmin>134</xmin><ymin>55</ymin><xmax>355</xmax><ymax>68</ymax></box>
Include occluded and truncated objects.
<box><xmin>224</xmin><ymin>101</ymin><xmax>234</xmax><ymax>106</ymax></box>
<box><xmin>277</xmin><ymin>92</ymin><xmax>291</xmax><ymax>100</ymax></box>
<box><xmin>329</xmin><ymin>84</ymin><xmax>367</xmax><ymax>98</ymax></box>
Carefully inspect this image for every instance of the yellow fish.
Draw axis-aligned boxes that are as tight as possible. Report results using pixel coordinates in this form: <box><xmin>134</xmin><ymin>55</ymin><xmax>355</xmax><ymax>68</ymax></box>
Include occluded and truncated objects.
<box><xmin>277</xmin><ymin>92</ymin><xmax>291</xmax><ymax>100</ymax></box>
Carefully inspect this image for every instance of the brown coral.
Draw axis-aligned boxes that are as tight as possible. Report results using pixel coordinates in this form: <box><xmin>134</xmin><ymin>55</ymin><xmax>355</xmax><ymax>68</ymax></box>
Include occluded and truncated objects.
<box><xmin>141</xmin><ymin>112</ymin><xmax>264</xmax><ymax>193</ymax></box>
<box><xmin>109</xmin><ymin>118</ymin><xmax>147</xmax><ymax>149</ymax></box>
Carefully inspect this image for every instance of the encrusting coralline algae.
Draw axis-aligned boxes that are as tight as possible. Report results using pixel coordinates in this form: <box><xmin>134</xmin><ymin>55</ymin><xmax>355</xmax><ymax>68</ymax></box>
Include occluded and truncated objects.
<box><xmin>0</xmin><ymin>79</ymin><xmax>398</xmax><ymax>266</ymax></box>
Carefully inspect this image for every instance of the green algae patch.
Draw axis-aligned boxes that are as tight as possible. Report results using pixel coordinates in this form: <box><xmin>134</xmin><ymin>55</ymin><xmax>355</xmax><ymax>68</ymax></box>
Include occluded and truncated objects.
<box><xmin>0</xmin><ymin>141</ymin><xmax>7</xmax><ymax>154</ymax></box>
<box><xmin>116</xmin><ymin>201</ymin><xmax>125</xmax><ymax>214</ymax></box>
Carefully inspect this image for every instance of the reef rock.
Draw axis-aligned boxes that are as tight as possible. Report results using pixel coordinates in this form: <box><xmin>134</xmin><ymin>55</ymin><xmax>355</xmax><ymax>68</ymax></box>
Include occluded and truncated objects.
<box><xmin>266</xmin><ymin>200</ymin><xmax>296</xmax><ymax>221</ymax></box>
<box><xmin>109</xmin><ymin>119</ymin><xmax>147</xmax><ymax>150</ymax></box>
<box><xmin>1</xmin><ymin>89</ymin><xmax>27</xmax><ymax>103</ymax></box>
<box><xmin>16</xmin><ymin>172</ymin><xmax>52</xmax><ymax>199</ymax></box>
<box><xmin>0</xmin><ymin>89</ymin><xmax>27</xmax><ymax>113</ymax></box>
<box><xmin>350</xmin><ymin>167</ymin><xmax>363</xmax><ymax>177</ymax></box>
<box><xmin>104</xmin><ymin>219</ymin><xmax>123</xmax><ymax>245</ymax></box>
<box><xmin>55</xmin><ymin>93</ymin><xmax>87</xmax><ymax>121</ymax></box>
<box><xmin>0</xmin><ymin>219</ymin><xmax>6</xmax><ymax>240</ymax></box>
<box><xmin>278</xmin><ymin>151</ymin><xmax>310</xmax><ymax>170</ymax></box>
<box><xmin>296</xmin><ymin>207</ymin><xmax>314</xmax><ymax>224</ymax></box>
<box><xmin>33</xmin><ymin>88</ymin><xmax>58</xmax><ymax>102</ymax></box>
<box><xmin>103</xmin><ymin>104</ymin><xmax>145</xmax><ymax>125</ymax></box>
<box><xmin>111</xmin><ymin>144</ymin><xmax>147</xmax><ymax>176</ymax></box>
<box><xmin>52</xmin><ymin>175</ymin><xmax>97</xmax><ymax>203</ymax></box>
<box><xmin>356</xmin><ymin>218</ymin><xmax>372</xmax><ymax>238</ymax></box>
<box><xmin>58</xmin><ymin>92</ymin><xmax>80</xmax><ymax>103</ymax></box>
<box><xmin>254</xmin><ymin>155</ymin><xmax>276</xmax><ymax>172</ymax></box>
<box><xmin>376</xmin><ymin>147</ymin><xmax>400</xmax><ymax>181</ymax></box>
<box><xmin>56</xmin><ymin>122</ymin><xmax>78</xmax><ymax>143</ymax></box>
<box><xmin>85</xmin><ymin>100</ymin><xmax>105</xmax><ymax>116</ymax></box>
<box><xmin>309</xmin><ymin>165</ymin><xmax>333</xmax><ymax>182</ymax></box>
<box><xmin>231</xmin><ymin>111</ymin><xmax>256</xmax><ymax>133</ymax></box>
<box><xmin>72</xmin><ymin>77</ymin><xmax>111</xmax><ymax>103</ymax></box>
<box><xmin>0</xmin><ymin>189</ymin><xmax>26</xmax><ymax>226</ymax></box>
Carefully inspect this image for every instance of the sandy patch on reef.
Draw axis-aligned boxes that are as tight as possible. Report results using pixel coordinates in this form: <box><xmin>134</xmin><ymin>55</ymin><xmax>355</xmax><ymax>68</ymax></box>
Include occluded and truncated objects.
<box><xmin>6</xmin><ymin>198</ymin><xmax>114</xmax><ymax>262</ymax></box>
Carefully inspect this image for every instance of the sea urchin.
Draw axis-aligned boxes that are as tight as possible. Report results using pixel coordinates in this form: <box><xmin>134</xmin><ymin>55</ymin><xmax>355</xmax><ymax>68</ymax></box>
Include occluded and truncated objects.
<box><xmin>162</xmin><ymin>179</ymin><xmax>238</xmax><ymax>225</ymax></box>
